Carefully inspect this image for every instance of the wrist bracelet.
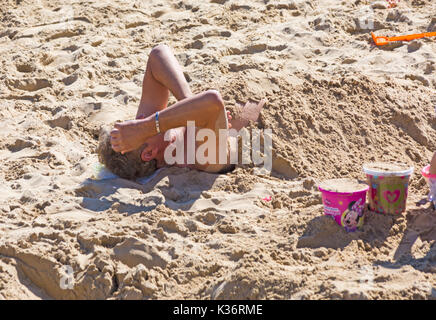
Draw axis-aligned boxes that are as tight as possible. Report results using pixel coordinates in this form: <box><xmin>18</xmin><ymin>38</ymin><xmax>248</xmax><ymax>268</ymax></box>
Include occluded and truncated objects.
<box><xmin>155</xmin><ymin>111</ymin><xmax>160</xmax><ymax>134</ymax></box>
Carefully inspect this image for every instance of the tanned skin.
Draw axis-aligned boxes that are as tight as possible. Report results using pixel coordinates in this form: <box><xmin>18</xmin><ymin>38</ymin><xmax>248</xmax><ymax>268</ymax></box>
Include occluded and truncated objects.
<box><xmin>110</xmin><ymin>44</ymin><xmax>265</xmax><ymax>173</ymax></box>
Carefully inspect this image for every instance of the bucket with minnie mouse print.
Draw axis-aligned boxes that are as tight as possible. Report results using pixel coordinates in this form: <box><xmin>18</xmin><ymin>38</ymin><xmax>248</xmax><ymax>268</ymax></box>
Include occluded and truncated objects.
<box><xmin>318</xmin><ymin>178</ymin><xmax>369</xmax><ymax>232</ymax></box>
<box><xmin>363</xmin><ymin>162</ymin><xmax>413</xmax><ymax>215</ymax></box>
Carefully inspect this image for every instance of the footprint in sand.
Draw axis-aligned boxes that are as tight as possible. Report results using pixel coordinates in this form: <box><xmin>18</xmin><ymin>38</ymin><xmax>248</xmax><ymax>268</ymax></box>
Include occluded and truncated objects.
<box><xmin>61</xmin><ymin>73</ymin><xmax>78</xmax><ymax>86</ymax></box>
<box><xmin>46</xmin><ymin>27</ymin><xmax>85</xmax><ymax>41</ymax></box>
<box><xmin>45</xmin><ymin>113</ymin><xmax>73</xmax><ymax>130</ymax></box>
<box><xmin>6</xmin><ymin>137</ymin><xmax>35</xmax><ymax>152</ymax></box>
<box><xmin>407</xmin><ymin>40</ymin><xmax>422</xmax><ymax>53</ymax></box>
<box><xmin>6</xmin><ymin>78</ymin><xmax>52</xmax><ymax>92</ymax></box>
<box><xmin>15</xmin><ymin>63</ymin><xmax>35</xmax><ymax>73</ymax></box>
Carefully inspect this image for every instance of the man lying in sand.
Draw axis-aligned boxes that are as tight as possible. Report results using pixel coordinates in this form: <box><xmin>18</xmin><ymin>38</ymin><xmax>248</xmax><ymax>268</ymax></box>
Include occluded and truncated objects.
<box><xmin>98</xmin><ymin>44</ymin><xmax>265</xmax><ymax>180</ymax></box>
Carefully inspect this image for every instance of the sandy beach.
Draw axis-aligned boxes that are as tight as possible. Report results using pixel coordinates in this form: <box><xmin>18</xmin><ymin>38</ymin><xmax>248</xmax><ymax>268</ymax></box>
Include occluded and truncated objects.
<box><xmin>0</xmin><ymin>0</ymin><xmax>436</xmax><ymax>299</ymax></box>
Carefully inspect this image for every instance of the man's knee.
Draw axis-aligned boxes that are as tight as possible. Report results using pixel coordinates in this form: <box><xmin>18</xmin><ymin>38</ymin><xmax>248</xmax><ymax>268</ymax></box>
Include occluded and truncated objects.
<box><xmin>150</xmin><ymin>44</ymin><xmax>170</xmax><ymax>60</ymax></box>
<box><xmin>204</xmin><ymin>90</ymin><xmax>224</xmax><ymax>110</ymax></box>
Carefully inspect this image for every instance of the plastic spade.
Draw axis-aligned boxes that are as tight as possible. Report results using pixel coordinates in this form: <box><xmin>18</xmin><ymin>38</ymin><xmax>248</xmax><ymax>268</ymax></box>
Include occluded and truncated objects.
<box><xmin>371</xmin><ymin>31</ymin><xmax>436</xmax><ymax>46</ymax></box>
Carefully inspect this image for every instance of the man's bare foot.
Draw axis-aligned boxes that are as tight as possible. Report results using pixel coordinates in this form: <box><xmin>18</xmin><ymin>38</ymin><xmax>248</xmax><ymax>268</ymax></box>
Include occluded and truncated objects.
<box><xmin>229</xmin><ymin>99</ymin><xmax>266</xmax><ymax>131</ymax></box>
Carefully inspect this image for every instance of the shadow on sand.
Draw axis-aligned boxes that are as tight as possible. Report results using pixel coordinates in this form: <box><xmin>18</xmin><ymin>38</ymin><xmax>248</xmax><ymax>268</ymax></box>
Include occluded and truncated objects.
<box><xmin>373</xmin><ymin>205</ymin><xmax>436</xmax><ymax>274</ymax></box>
<box><xmin>75</xmin><ymin>166</ymin><xmax>219</xmax><ymax>215</ymax></box>
<box><xmin>297</xmin><ymin>205</ymin><xmax>401</xmax><ymax>250</ymax></box>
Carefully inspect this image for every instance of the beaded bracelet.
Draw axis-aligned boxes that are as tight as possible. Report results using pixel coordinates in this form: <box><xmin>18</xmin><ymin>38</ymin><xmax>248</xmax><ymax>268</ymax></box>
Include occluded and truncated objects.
<box><xmin>155</xmin><ymin>111</ymin><xmax>160</xmax><ymax>134</ymax></box>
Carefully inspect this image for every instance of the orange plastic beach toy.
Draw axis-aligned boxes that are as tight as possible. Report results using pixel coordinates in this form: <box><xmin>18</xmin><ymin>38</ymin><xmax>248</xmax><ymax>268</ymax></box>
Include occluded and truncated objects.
<box><xmin>386</xmin><ymin>0</ymin><xmax>400</xmax><ymax>8</ymax></box>
<box><xmin>372</xmin><ymin>31</ymin><xmax>436</xmax><ymax>46</ymax></box>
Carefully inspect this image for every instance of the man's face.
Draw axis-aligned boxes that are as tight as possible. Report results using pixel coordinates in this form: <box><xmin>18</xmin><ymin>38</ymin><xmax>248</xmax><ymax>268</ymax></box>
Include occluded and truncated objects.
<box><xmin>140</xmin><ymin>133</ymin><xmax>166</xmax><ymax>163</ymax></box>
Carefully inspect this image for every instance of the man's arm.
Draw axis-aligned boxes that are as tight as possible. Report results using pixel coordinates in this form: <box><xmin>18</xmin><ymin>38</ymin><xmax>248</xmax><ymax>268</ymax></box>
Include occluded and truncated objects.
<box><xmin>110</xmin><ymin>90</ymin><xmax>225</xmax><ymax>154</ymax></box>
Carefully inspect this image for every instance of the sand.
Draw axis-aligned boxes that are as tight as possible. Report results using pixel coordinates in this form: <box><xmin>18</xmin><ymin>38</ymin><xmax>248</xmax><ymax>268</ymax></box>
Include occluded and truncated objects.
<box><xmin>0</xmin><ymin>0</ymin><xmax>436</xmax><ymax>300</ymax></box>
<box><xmin>319</xmin><ymin>178</ymin><xmax>368</xmax><ymax>193</ymax></box>
<box><xmin>363</xmin><ymin>162</ymin><xmax>413</xmax><ymax>174</ymax></box>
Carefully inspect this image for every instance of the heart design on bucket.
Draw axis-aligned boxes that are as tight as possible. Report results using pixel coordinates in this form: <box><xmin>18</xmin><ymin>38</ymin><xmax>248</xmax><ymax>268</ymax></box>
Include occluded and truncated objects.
<box><xmin>383</xmin><ymin>190</ymin><xmax>400</xmax><ymax>203</ymax></box>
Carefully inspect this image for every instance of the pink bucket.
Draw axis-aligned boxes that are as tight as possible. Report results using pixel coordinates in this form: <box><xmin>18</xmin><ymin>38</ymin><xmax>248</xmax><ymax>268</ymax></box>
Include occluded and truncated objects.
<box><xmin>319</xmin><ymin>182</ymin><xmax>369</xmax><ymax>232</ymax></box>
<box><xmin>421</xmin><ymin>164</ymin><xmax>436</xmax><ymax>182</ymax></box>
<box><xmin>421</xmin><ymin>165</ymin><xmax>436</xmax><ymax>207</ymax></box>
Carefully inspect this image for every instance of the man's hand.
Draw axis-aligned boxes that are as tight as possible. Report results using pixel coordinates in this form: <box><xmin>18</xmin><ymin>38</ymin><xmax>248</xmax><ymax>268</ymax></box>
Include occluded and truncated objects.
<box><xmin>110</xmin><ymin>119</ymin><xmax>150</xmax><ymax>154</ymax></box>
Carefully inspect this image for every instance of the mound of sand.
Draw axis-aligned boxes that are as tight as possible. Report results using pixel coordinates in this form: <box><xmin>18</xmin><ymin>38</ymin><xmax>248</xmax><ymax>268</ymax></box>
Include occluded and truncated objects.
<box><xmin>0</xmin><ymin>0</ymin><xmax>435</xmax><ymax>299</ymax></box>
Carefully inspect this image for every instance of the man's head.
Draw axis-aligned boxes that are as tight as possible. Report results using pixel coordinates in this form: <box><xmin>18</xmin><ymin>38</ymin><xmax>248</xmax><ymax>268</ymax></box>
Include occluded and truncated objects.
<box><xmin>97</xmin><ymin>126</ymin><xmax>157</xmax><ymax>180</ymax></box>
<box><xmin>139</xmin><ymin>133</ymin><xmax>169</xmax><ymax>164</ymax></box>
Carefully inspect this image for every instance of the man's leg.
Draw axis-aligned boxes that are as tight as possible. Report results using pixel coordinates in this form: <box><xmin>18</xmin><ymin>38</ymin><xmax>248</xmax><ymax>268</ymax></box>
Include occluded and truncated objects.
<box><xmin>136</xmin><ymin>44</ymin><xmax>193</xmax><ymax>119</ymax></box>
